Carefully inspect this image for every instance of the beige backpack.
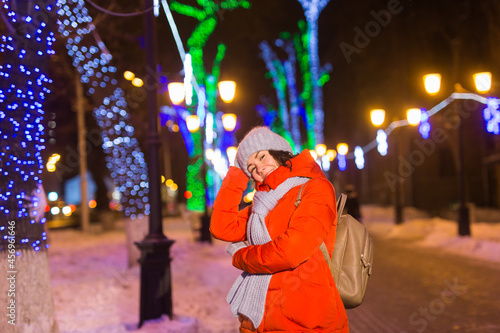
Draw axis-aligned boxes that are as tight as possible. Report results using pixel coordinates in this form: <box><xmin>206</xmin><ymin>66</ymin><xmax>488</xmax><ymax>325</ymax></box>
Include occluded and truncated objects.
<box><xmin>295</xmin><ymin>185</ymin><xmax>374</xmax><ymax>309</ymax></box>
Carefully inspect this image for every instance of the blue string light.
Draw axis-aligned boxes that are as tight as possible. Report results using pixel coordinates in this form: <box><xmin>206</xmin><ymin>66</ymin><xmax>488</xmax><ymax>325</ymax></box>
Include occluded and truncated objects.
<box><xmin>57</xmin><ymin>0</ymin><xmax>149</xmax><ymax>218</ymax></box>
<box><xmin>354</xmin><ymin>146</ymin><xmax>364</xmax><ymax>169</ymax></box>
<box><xmin>376</xmin><ymin>129</ymin><xmax>388</xmax><ymax>156</ymax></box>
<box><xmin>483</xmin><ymin>97</ymin><xmax>500</xmax><ymax>135</ymax></box>
<box><xmin>338</xmin><ymin>154</ymin><xmax>346</xmax><ymax>171</ymax></box>
<box><xmin>419</xmin><ymin>109</ymin><xmax>431</xmax><ymax>139</ymax></box>
<box><xmin>0</xmin><ymin>0</ymin><xmax>57</xmax><ymax>252</ymax></box>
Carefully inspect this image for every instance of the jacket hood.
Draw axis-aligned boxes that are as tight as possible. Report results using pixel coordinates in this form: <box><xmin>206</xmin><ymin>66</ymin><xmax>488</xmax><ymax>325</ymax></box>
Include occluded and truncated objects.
<box><xmin>255</xmin><ymin>150</ymin><xmax>326</xmax><ymax>191</ymax></box>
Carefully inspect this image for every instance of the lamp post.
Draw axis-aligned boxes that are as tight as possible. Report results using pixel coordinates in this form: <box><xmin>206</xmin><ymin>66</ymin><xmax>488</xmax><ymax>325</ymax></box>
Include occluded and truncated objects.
<box><xmin>370</xmin><ymin>108</ymin><xmax>421</xmax><ymax>224</ymax></box>
<box><xmin>136</xmin><ymin>0</ymin><xmax>174</xmax><ymax>327</ymax></box>
<box><xmin>423</xmin><ymin>72</ymin><xmax>492</xmax><ymax>236</ymax></box>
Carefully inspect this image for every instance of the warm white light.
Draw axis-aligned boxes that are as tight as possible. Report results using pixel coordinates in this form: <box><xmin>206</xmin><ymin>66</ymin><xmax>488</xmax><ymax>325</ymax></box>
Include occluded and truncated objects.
<box><xmin>168</xmin><ymin>82</ymin><xmax>185</xmax><ymax>105</ymax></box>
<box><xmin>227</xmin><ymin>147</ymin><xmax>237</xmax><ymax>166</ymax></box>
<box><xmin>370</xmin><ymin>109</ymin><xmax>385</xmax><ymax>127</ymax></box>
<box><xmin>326</xmin><ymin>149</ymin><xmax>337</xmax><ymax>161</ymax></box>
<box><xmin>474</xmin><ymin>72</ymin><xmax>492</xmax><ymax>93</ymax></box>
<box><xmin>222</xmin><ymin>113</ymin><xmax>237</xmax><ymax>131</ymax></box>
<box><xmin>131</xmin><ymin>77</ymin><xmax>143</xmax><ymax>87</ymax></box>
<box><xmin>407</xmin><ymin>108</ymin><xmax>422</xmax><ymax>126</ymax></box>
<box><xmin>218</xmin><ymin>80</ymin><xmax>236</xmax><ymax>103</ymax></box>
<box><xmin>315</xmin><ymin>144</ymin><xmax>327</xmax><ymax>156</ymax></box>
<box><xmin>423</xmin><ymin>73</ymin><xmax>441</xmax><ymax>95</ymax></box>
<box><xmin>337</xmin><ymin>143</ymin><xmax>348</xmax><ymax>156</ymax></box>
<box><xmin>205</xmin><ymin>148</ymin><xmax>215</xmax><ymax>161</ymax></box>
<box><xmin>185</xmin><ymin>115</ymin><xmax>200</xmax><ymax>132</ymax></box>
<box><xmin>123</xmin><ymin>71</ymin><xmax>135</xmax><ymax>81</ymax></box>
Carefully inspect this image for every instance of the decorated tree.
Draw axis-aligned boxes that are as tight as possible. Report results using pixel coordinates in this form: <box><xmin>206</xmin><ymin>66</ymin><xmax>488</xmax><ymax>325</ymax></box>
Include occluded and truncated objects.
<box><xmin>0</xmin><ymin>1</ymin><xmax>59</xmax><ymax>331</ymax></box>
<box><xmin>56</xmin><ymin>0</ymin><xmax>150</xmax><ymax>220</ymax></box>
<box><xmin>297</xmin><ymin>0</ymin><xmax>331</xmax><ymax>146</ymax></box>
<box><xmin>168</xmin><ymin>0</ymin><xmax>249</xmax><ymax>211</ymax></box>
<box><xmin>258</xmin><ymin>20</ymin><xmax>331</xmax><ymax>151</ymax></box>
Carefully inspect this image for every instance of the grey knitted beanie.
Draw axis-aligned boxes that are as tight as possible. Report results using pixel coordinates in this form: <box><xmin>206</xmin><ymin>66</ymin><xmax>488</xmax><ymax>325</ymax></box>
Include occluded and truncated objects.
<box><xmin>236</xmin><ymin>126</ymin><xmax>293</xmax><ymax>177</ymax></box>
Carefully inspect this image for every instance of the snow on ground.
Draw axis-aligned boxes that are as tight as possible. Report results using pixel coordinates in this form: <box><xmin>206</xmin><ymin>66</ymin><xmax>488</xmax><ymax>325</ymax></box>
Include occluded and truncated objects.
<box><xmin>48</xmin><ymin>205</ymin><xmax>500</xmax><ymax>332</ymax></box>
<box><xmin>362</xmin><ymin>205</ymin><xmax>500</xmax><ymax>264</ymax></box>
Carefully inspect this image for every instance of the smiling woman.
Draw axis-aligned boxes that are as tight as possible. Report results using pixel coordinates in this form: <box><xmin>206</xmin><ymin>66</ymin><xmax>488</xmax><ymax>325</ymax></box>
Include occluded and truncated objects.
<box><xmin>210</xmin><ymin>126</ymin><xmax>349</xmax><ymax>333</ymax></box>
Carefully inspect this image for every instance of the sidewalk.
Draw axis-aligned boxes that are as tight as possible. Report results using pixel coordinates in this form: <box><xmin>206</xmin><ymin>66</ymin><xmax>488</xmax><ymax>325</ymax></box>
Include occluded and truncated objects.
<box><xmin>49</xmin><ymin>215</ymin><xmax>240</xmax><ymax>333</ymax></box>
<box><xmin>48</xmin><ymin>206</ymin><xmax>500</xmax><ymax>332</ymax></box>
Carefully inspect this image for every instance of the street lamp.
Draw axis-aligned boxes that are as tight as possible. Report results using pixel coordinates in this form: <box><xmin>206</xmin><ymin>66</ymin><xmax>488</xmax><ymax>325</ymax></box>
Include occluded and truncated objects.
<box><xmin>124</xmin><ymin>70</ymin><xmax>135</xmax><ymax>81</ymax></box>
<box><xmin>326</xmin><ymin>149</ymin><xmax>337</xmax><ymax>161</ymax></box>
<box><xmin>337</xmin><ymin>143</ymin><xmax>348</xmax><ymax>156</ymax></box>
<box><xmin>473</xmin><ymin>72</ymin><xmax>492</xmax><ymax>93</ymax></box>
<box><xmin>185</xmin><ymin>115</ymin><xmax>200</xmax><ymax>132</ymax></box>
<box><xmin>315</xmin><ymin>143</ymin><xmax>327</xmax><ymax>157</ymax></box>
<box><xmin>406</xmin><ymin>108</ymin><xmax>422</xmax><ymax>126</ymax></box>
<box><xmin>167</xmin><ymin>82</ymin><xmax>185</xmax><ymax>105</ymax></box>
<box><xmin>222</xmin><ymin>113</ymin><xmax>237</xmax><ymax>132</ymax></box>
<box><xmin>136</xmin><ymin>0</ymin><xmax>174</xmax><ymax>326</ymax></box>
<box><xmin>423</xmin><ymin>73</ymin><xmax>441</xmax><ymax>95</ymax></box>
<box><xmin>370</xmin><ymin>108</ymin><xmax>422</xmax><ymax>224</ymax></box>
<box><xmin>370</xmin><ymin>109</ymin><xmax>386</xmax><ymax>127</ymax></box>
<box><xmin>423</xmin><ymin>71</ymin><xmax>492</xmax><ymax>236</ymax></box>
<box><xmin>218</xmin><ymin>80</ymin><xmax>236</xmax><ymax>103</ymax></box>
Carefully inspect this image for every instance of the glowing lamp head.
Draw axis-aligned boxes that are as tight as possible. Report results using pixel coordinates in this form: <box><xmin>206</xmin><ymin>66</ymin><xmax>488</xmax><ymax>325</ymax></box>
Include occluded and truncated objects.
<box><xmin>123</xmin><ymin>71</ymin><xmax>135</xmax><ymax>81</ymax></box>
<box><xmin>337</xmin><ymin>143</ymin><xmax>348</xmax><ymax>156</ymax></box>
<box><xmin>315</xmin><ymin>144</ymin><xmax>327</xmax><ymax>156</ymax></box>
<box><xmin>474</xmin><ymin>72</ymin><xmax>492</xmax><ymax>93</ymax></box>
<box><xmin>423</xmin><ymin>73</ymin><xmax>441</xmax><ymax>95</ymax></box>
<box><xmin>222</xmin><ymin>113</ymin><xmax>237</xmax><ymax>131</ymax></box>
<box><xmin>132</xmin><ymin>78</ymin><xmax>143</xmax><ymax>87</ymax></box>
<box><xmin>370</xmin><ymin>109</ymin><xmax>385</xmax><ymax>127</ymax></box>
<box><xmin>168</xmin><ymin>82</ymin><xmax>185</xmax><ymax>105</ymax></box>
<box><xmin>407</xmin><ymin>108</ymin><xmax>422</xmax><ymax>126</ymax></box>
<box><xmin>326</xmin><ymin>149</ymin><xmax>337</xmax><ymax>161</ymax></box>
<box><xmin>218</xmin><ymin>80</ymin><xmax>236</xmax><ymax>103</ymax></box>
<box><xmin>185</xmin><ymin>115</ymin><xmax>200</xmax><ymax>132</ymax></box>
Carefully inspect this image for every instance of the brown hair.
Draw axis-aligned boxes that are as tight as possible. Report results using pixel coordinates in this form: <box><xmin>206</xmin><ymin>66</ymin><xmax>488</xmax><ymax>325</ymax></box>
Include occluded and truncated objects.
<box><xmin>268</xmin><ymin>150</ymin><xmax>296</xmax><ymax>171</ymax></box>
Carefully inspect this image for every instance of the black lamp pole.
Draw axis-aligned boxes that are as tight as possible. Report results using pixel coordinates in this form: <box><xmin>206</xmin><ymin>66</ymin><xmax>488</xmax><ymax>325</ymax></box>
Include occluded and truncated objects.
<box><xmin>136</xmin><ymin>0</ymin><xmax>175</xmax><ymax>327</ymax></box>
<box><xmin>454</xmin><ymin>87</ymin><xmax>471</xmax><ymax>236</ymax></box>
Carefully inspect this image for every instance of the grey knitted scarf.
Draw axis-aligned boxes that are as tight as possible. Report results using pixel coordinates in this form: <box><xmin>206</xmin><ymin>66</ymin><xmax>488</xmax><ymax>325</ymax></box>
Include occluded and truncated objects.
<box><xmin>226</xmin><ymin>176</ymin><xmax>309</xmax><ymax>328</ymax></box>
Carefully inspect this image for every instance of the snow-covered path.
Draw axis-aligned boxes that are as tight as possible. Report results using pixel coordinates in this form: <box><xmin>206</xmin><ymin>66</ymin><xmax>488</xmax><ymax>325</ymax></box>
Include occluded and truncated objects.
<box><xmin>48</xmin><ymin>206</ymin><xmax>500</xmax><ymax>332</ymax></box>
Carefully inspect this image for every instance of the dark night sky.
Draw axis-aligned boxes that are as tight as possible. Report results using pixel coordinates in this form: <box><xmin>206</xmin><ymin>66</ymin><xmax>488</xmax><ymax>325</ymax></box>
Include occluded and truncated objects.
<box><xmin>150</xmin><ymin>0</ymin><xmax>497</xmax><ymax>148</ymax></box>
<box><xmin>84</xmin><ymin>0</ymin><xmax>499</xmax><ymax>147</ymax></box>
<box><xmin>75</xmin><ymin>0</ymin><xmax>500</xmax><ymax>196</ymax></box>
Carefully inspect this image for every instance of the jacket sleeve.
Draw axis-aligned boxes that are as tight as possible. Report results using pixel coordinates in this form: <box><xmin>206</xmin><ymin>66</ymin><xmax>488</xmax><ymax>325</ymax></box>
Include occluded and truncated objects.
<box><xmin>232</xmin><ymin>178</ymin><xmax>337</xmax><ymax>274</ymax></box>
<box><xmin>210</xmin><ymin>166</ymin><xmax>252</xmax><ymax>242</ymax></box>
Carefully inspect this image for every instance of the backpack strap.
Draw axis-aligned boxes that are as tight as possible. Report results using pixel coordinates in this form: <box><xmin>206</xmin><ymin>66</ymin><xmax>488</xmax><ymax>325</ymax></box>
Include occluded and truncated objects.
<box><xmin>337</xmin><ymin>193</ymin><xmax>347</xmax><ymax>217</ymax></box>
<box><xmin>294</xmin><ymin>183</ymin><xmax>308</xmax><ymax>207</ymax></box>
<box><xmin>295</xmin><ymin>183</ymin><xmax>347</xmax><ymax>224</ymax></box>
<box><xmin>295</xmin><ymin>184</ymin><xmax>347</xmax><ymax>264</ymax></box>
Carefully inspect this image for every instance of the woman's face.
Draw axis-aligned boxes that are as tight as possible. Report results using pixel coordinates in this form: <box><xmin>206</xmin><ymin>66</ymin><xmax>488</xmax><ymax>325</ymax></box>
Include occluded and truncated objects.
<box><xmin>246</xmin><ymin>150</ymin><xmax>280</xmax><ymax>182</ymax></box>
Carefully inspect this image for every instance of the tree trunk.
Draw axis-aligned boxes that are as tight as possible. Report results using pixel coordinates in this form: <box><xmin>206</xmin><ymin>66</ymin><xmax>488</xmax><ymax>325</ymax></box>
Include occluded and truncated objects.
<box><xmin>0</xmin><ymin>251</ymin><xmax>59</xmax><ymax>333</ymax></box>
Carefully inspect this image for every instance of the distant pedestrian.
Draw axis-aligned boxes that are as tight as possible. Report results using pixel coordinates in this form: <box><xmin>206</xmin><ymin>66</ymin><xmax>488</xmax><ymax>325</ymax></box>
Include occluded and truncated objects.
<box><xmin>345</xmin><ymin>184</ymin><xmax>361</xmax><ymax>222</ymax></box>
<box><xmin>210</xmin><ymin>126</ymin><xmax>349</xmax><ymax>332</ymax></box>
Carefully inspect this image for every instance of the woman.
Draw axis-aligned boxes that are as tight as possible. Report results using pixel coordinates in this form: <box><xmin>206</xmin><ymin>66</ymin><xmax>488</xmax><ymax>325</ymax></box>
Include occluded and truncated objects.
<box><xmin>210</xmin><ymin>126</ymin><xmax>349</xmax><ymax>332</ymax></box>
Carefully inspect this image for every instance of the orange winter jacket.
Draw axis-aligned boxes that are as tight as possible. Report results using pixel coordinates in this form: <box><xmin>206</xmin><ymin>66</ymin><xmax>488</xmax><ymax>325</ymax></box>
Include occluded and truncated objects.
<box><xmin>210</xmin><ymin>150</ymin><xmax>349</xmax><ymax>333</ymax></box>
